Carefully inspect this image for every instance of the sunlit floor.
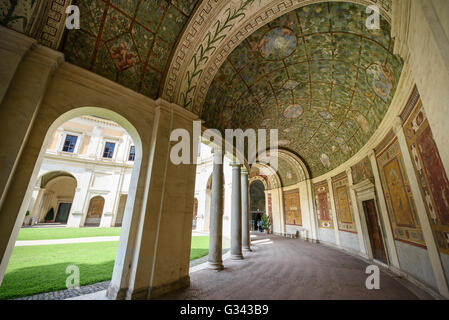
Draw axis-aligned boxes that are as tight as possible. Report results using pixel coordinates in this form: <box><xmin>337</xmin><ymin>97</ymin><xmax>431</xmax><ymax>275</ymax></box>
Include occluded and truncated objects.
<box><xmin>159</xmin><ymin>232</ymin><xmax>434</xmax><ymax>300</ymax></box>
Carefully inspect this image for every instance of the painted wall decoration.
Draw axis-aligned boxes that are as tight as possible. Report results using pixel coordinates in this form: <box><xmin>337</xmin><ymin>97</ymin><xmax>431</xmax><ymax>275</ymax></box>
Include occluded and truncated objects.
<box><xmin>276</xmin><ymin>158</ymin><xmax>298</xmax><ymax>187</ymax></box>
<box><xmin>403</xmin><ymin>98</ymin><xmax>449</xmax><ymax>255</ymax></box>
<box><xmin>351</xmin><ymin>156</ymin><xmax>374</xmax><ymax>185</ymax></box>
<box><xmin>314</xmin><ymin>181</ymin><xmax>333</xmax><ymax>229</ymax></box>
<box><xmin>332</xmin><ymin>174</ymin><xmax>357</xmax><ymax>233</ymax></box>
<box><xmin>62</xmin><ymin>0</ymin><xmax>199</xmax><ymax>100</ymax></box>
<box><xmin>202</xmin><ymin>2</ymin><xmax>403</xmax><ymax>177</ymax></box>
<box><xmin>267</xmin><ymin>193</ymin><xmax>272</xmax><ymax>223</ymax></box>
<box><xmin>375</xmin><ymin>133</ymin><xmax>425</xmax><ymax>247</ymax></box>
<box><xmin>283</xmin><ymin>189</ymin><xmax>301</xmax><ymax>226</ymax></box>
<box><xmin>0</xmin><ymin>0</ymin><xmax>37</xmax><ymax>33</ymax></box>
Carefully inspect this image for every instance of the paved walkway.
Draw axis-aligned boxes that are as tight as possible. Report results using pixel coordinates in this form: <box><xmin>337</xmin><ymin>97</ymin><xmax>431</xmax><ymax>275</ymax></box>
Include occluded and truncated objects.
<box><xmin>16</xmin><ymin>233</ymin><xmax>436</xmax><ymax>300</ymax></box>
<box><xmin>159</xmin><ymin>233</ymin><xmax>434</xmax><ymax>300</ymax></box>
<box><xmin>15</xmin><ymin>236</ymin><xmax>120</xmax><ymax>246</ymax></box>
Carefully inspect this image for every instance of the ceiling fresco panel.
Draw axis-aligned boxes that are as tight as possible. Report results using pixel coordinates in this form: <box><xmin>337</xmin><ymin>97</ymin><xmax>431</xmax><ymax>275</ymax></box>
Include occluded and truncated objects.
<box><xmin>63</xmin><ymin>0</ymin><xmax>199</xmax><ymax>100</ymax></box>
<box><xmin>202</xmin><ymin>1</ymin><xmax>403</xmax><ymax>178</ymax></box>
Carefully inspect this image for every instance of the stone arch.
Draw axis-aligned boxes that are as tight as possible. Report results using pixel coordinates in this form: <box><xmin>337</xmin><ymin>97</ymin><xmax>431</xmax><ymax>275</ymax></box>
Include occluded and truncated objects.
<box><xmin>0</xmin><ymin>102</ymin><xmax>148</xmax><ymax>288</ymax></box>
<box><xmin>32</xmin><ymin>172</ymin><xmax>78</xmax><ymax>224</ymax></box>
<box><xmin>38</xmin><ymin>170</ymin><xmax>77</xmax><ymax>188</ymax></box>
<box><xmin>277</xmin><ymin>149</ymin><xmax>310</xmax><ymax>181</ymax></box>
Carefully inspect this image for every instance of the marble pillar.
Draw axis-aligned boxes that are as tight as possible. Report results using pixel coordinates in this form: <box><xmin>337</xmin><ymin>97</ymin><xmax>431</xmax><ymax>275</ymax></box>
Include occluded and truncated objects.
<box><xmin>208</xmin><ymin>148</ymin><xmax>224</xmax><ymax>270</ymax></box>
<box><xmin>230</xmin><ymin>163</ymin><xmax>243</xmax><ymax>260</ymax></box>
<box><xmin>241</xmin><ymin>168</ymin><xmax>251</xmax><ymax>251</ymax></box>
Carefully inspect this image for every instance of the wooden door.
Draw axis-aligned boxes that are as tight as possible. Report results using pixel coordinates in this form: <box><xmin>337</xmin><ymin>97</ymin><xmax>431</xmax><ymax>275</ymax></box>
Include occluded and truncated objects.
<box><xmin>363</xmin><ymin>199</ymin><xmax>388</xmax><ymax>264</ymax></box>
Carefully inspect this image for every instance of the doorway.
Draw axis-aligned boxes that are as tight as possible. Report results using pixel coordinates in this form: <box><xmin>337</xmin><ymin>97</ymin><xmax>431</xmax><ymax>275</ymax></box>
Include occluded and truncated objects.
<box><xmin>55</xmin><ymin>203</ymin><xmax>72</xmax><ymax>224</ymax></box>
<box><xmin>85</xmin><ymin>196</ymin><xmax>105</xmax><ymax>227</ymax></box>
<box><xmin>363</xmin><ymin>199</ymin><xmax>388</xmax><ymax>264</ymax></box>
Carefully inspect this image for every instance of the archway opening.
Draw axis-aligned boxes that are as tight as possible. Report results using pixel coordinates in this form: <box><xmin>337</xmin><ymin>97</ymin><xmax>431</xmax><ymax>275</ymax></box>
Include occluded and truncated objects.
<box><xmin>0</xmin><ymin>111</ymin><xmax>141</xmax><ymax>300</ymax></box>
<box><xmin>250</xmin><ymin>180</ymin><xmax>266</xmax><ymax>232</ymax></box>
<box><xmin>31</xmin><ymin>172</ymin><xmax>78</xmax><ymax>225</ymax></box>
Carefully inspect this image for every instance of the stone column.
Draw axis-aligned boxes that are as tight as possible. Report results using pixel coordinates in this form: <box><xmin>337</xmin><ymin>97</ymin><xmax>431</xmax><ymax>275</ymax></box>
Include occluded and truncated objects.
<box><xmin>108</xmin><ymin>100</ymin><xmax>198</xmax><ymax>300</ymax></box>
<box><xmin>230</xmin><ymin>163</ymin><xmax>243</xmax><ymax>260</ymax></box>
<box><xmin>327</xmin><ymin>178</ymin><xmax>341</xmax><ymax>246</ymax></box>
<box><xmin>346</xmin><ymin>168</ymin><xmax>367</xmax><ymax>256</ymax></box>
<box><xmin>29</xmin><ymin>188</ymin><xmax>45</xmax><ymax>224</ymax></box>
<box><xmin>241</xmin><ymin>167</ymin><xmax>251</xmax><ymax>251</ymax></box>
<box><xmin>207</xmin><ymin>148</ymin><xmax>224</xmax><ymax>270</ymax></box>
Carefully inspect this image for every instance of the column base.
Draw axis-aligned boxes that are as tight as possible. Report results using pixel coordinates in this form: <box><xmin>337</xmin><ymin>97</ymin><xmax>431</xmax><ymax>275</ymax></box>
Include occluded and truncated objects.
<box><xmin>231</xmin><ymin>253</ymin><xmax>244</xmax><ymax>260</ymax></box>
<box><xmin>243</xmin><ymin>246</ymin><xmax>252</xmax><ymax>252</ymax></box>
<box><xmin>124</xmin><ymin>276</ymin><xmax>191</xmax><ymax>300</ymax></box>
<box><xmin>207</xmin><ymin>261</ymin><xmax>224</xmax><ymax>270</ymax></box>
<box><xmin>106</xmin><ymin>283</ymin><xmax>127</xmax><ymax>300</ymax></box>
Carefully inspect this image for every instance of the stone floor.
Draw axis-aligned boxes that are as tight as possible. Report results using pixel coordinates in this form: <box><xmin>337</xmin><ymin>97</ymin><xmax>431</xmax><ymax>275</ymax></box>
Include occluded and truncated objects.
<box><xmin>159</xmin><ymin>233</ymin><xmax>434</xmax><ymax>300</ymax></box>
<box><xmin>15</xmin><ymin>233</ymin><xmax>436</xmax><ymax>300</ymax></box>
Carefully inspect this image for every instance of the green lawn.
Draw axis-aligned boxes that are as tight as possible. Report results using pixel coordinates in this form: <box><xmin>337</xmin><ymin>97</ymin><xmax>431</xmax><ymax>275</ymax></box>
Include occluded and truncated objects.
<box><xmin>17</xmin><ymin>227</ymin><xmax>122</xmax><ymax>241</ymax></box>
<box><xmin>0</xmin><ymin>235</ymin><xmax>209</xmax><ymax>299</ymax></box>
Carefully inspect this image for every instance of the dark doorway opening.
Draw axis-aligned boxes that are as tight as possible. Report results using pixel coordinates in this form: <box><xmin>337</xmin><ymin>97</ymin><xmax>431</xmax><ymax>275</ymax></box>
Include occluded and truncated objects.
<box><xmin>55</xmin><ymin>203</ymin><xmax>72</xmax><ymax>224</ymax></box>
<box><xmin>363</xmin><ymin>199</ymin><xmax>388</xmax><ymax>264</ymax></box>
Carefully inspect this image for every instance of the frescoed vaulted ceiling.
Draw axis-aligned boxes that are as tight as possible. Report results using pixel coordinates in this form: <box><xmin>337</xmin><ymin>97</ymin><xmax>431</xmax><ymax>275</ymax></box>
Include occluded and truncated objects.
<box><xmin>63</xmin><ymin>0</ymin><xmax>199</xmax><ymax>99</ymax></box>
<box><xmin>202</xmin><ymin>2</ymin><xmax>403</xmax><ymax>177</ymax></box>
<box><xmin>1</xmin><ymin>0</ymin><xmax>402</xmax><ymax>179</ymax></box>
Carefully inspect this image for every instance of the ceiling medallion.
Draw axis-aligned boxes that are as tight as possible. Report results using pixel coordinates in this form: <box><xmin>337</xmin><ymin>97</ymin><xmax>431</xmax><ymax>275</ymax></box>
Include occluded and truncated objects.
<box><xmin>283</xmin><ymin>104</ymin><xmax>304</xmax><ymax>119</ymax></box>
<box><xmin>320</xmin><ymin>111</ymin><xmax>332</xmax><ymax>120</ymax></box>
<box><xmin>320</xmin><ymin>153</ymin><xmax>331</xmax><ymax>168</ymax></box>
<box><xmin>258</xmin><ymin>27</ymin><xmax>297</xmax><ymax>60</ymax></box>
<box><xmin>282</xmin><ymin>80</ymin><xmax>300</xmax><ymax>90</ymax></box>
<box><xmin>366</xmin><ymin>63</ymin><xmax>395</xmax><ymax>102</ymax></box>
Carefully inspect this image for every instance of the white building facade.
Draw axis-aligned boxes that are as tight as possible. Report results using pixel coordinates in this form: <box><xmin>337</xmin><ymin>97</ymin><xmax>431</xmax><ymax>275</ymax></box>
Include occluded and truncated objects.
<box><xmin>24</xmin><ymin>116</ymin><xmax>135</xmax><ymax>228</ymax></box>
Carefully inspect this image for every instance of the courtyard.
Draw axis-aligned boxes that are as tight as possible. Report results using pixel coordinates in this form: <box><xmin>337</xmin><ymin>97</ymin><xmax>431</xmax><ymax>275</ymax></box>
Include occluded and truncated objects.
<box><xmin>0</xmin><ymin>228</ymin><xmax>209</xmax><ymax>299</ymax></box>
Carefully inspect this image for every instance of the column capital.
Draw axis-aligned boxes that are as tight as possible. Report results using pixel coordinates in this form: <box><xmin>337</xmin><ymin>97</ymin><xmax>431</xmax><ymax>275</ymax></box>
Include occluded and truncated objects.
<box><xmin>346</xmin><ymin>168</ymin><xmax>352</xmax><ymax>177</ymax></box>
<box><xmin>368</xmin><ymin>149</ymin><xmax>376</xmax><ymax>160</ymax></box>
<box><xmin>241</xmin><ymin>167</ymin><xmax>249</xmax><ymax>175</ymax></box>
<box><xmin>230</xmin><ymin>162</ymin><xmax>242</xmax><ymax>168</ymax></box>
<box><xmin>392</xmin><ymin>116</ymin><xmax>403</xmax><ymax>135</ymax></box>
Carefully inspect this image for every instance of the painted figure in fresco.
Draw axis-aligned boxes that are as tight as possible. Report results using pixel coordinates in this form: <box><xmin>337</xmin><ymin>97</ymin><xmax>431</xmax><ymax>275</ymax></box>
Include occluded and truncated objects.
<box><xmin>337</xmin><ymin>187</ymin><xmax>352</xmax><ymax>223</ymax></box>
<box><xmin>320</xmin><ymin>153</ymin><xmax>330</xmax><ymax>168</ymax></box>
<box><xmin>318</xmin><ymin>191</ymin><xmax>330</xmax><ymax>222</ymax></box>
<box><xmin>112</xmin><ymin>43</ymin><xmax>137</xmax><ymax>72</ymax></box>
<box><xmin>258</xmin><ymin>27</ymin><xmax>297</xmax><ymax>60</ymax></box>
<box><xmin>416</xmin><ymin>125</ymin><xmax>449</xmax><ymax>225</ymax></box>
<box><xmin>385</xmin><ymin>160</ymin><xmax>414</xmax><ymax>226</ymax></box>
<box><xmin>367</xmin><ymin>63</ymin><xmax>394</xmax><ymax>102</ymax></box>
